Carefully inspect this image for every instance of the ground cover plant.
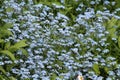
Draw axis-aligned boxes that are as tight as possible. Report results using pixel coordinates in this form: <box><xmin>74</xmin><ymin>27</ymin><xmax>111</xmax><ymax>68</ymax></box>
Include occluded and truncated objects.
<box><xmin>0</xmin><ymin>0</ymin><xmax>120</xmax><ymax>80</ymax></box>
<box><xmin>0</xmin><ymin>1</ymin><xmax>28</xmax><ymax>79</ymax></box>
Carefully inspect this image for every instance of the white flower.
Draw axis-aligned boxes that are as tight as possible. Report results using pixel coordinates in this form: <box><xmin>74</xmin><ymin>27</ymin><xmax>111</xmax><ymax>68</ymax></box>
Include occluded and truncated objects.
<box><xmin>102</xmin><ymin>49</ymin><xmax>109</xmax><ymax>53</ymax></box>
<box><xmin>90</xmin><ymin>1</ymin><xmax>95</xmax><ymax>5</ymax></box>
<box><xmin>104</xmin><ymin>1</ymin><xmax>110</xmax><ymax>5</ymax></box>
<box><xmin>96</xmin><ymin>76</ymin><xmax>103</xmax><ymax>80</ymax></box>
<box><xmin>106</xmin><ymin>77</ymin><xmax>112</xmax><ymax>80</ymax></box>
<box><xmin>109</xmin><ymin>71</ymin><xmax>115</xmax><ymax>76</ymax></box>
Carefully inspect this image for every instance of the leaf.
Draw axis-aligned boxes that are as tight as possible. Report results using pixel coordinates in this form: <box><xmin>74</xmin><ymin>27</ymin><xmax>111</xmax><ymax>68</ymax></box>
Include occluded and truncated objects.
<box><xmin>108</xmin><ymin>28</ymin><xmax>117</xmax><ymax>38</ymax></box>
<box><xmin>52</xmin><ymin>2</ymin><xmax>62</xmax><ymax>6</ymax></box>
<box><xmin>0</xmin><ymin>39</ymin><xmax>4</xmax><ymax>43</ymax></box>
<box><xmin>5</xmin><ymin>42</ymin><xmax>11</xmax><ymax>50</ymax></box>
<box><xmin>0</xmin><ymin>66</ymin><xmax>6</xmax><ymax>74</ymax></box>
<box><xmin>50</xmin><ymin>73</ymin><xmax>57</xmax><ymax>80</ymax></box>
<box><xmin>93</xmin><ymin>63</ymin><xmax>100</xmax><ymax>75</ymax></box>
<box><xmin>14</xmin><ymin>40</ymin><xmax>28</xmax><ymax>48</ymax></box>
<box><xmin>0</xmin><ymin>30</ymin><xmax>12</xmax><ymax>38</ymax></box>
<box><xmin>65</xmin><ymin>7</ymin><xmax>73</xmax><ymax>14</ymax></box>
<box><xmin>21</xmin><ymin>48</ymin><xmax>28</xmax><ymax>56</ymax></box>
<box><xmin>0</xmin><ymin>23</ymin><xmax>12</xmax><ymax>30</ymax></box>
<box><xmin>9</xmin><ymin>77</ymin><xmax>16</xmax><ymax>80</ymax></box>
<box><xmin>6</xmin><ymin>63</ymin><xmax>15</xmax><ymax>71</ymax></box>
<box><xmin>118</xmin><ymin>36</ymin><xmax>120</xmax><ymax>48</ymax></box>
<box><xmin>39</xmin><ymin>2</ymin><xmax>51</xmax><ymax>6</ymax></box>
<box><xmin>107</xmin><ymin>17</ymin><xmax>117</xmax><ymax>29</ymax></box>
<box><xmin>3</xmin><ymin>23</ymin><xmax>12</xmax><ymax>29</ymax></box>
<box><xmin>6</xmin><ymin>7</ymin><xmax>13</xmax><ymax>12</ymax></box>
<box><xmin>0</xmin><ymin>50</ymin><xmax>16</xmax><ymax>61</ymax></box>
<box><xmin>9</xmin><ymin>40</ymin><xmax>28</xmax><ymax>52</ymax></box>
<box><xmin>70</xmin><ymin>13</ymin><xmax>76</xmax><ymax>21</ymax></box>
<box><xmin>104</xmin><ymin>67</ymin><xmax>109</xmax><ymax>74</ymax></box>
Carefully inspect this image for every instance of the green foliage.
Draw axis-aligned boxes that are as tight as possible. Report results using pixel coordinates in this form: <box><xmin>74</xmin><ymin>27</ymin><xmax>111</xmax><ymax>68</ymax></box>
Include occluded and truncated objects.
<box><xmin>118</xmin><ymin>37</ymin><xmax>120</xmax><ymax>48</ymax></box>
<box><xmin>9</xmin><ymin>40</ymin><xmax>28</xmax><ymax>52</ymax></box>
<box><xmin>50</xmin><ymin>73</ymin><xmax>57</xmax><ymax>80</ymax></box>
<box><xmin>0</xmin><ymin>23</ymin><xmax>13</xmax><ymax>39</ymax></box>
<box><xmin>1</xmin><ymin>0</ymin><xmax>120</xmax><ymax>79</ymax></box>
<box><xmin>0</xmin><ymin>50</ymin><xmax>16</xmax><ymax>61</ymax></box>
<box><xmin>93</xmin><ymin>63</ymin><xmax>100</xmax><ymax>75</ymax></box>
<box><xmin>0</xmin><ymin>19</ymin><xmax>28</xmax><ymax>79</ymax></box>
<box><xmin>103</xmin><ymin>17</ymin><xmax>120</xmax><ymax>63</ymax></box>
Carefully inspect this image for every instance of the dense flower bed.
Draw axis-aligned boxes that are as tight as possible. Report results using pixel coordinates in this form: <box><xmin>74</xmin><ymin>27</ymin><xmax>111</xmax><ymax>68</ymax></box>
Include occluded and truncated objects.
<box><xmin>1</xmin><ymin>0</ymin><xmax>120</xmax><ymax>80</ymax></box>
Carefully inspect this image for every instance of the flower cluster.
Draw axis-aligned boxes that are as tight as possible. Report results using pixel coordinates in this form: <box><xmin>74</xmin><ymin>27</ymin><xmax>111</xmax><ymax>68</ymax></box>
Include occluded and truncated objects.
<box><xmin>1</xmin><ymin>0</ymin><xmax>120</xmax><ymax>79</ymax></box>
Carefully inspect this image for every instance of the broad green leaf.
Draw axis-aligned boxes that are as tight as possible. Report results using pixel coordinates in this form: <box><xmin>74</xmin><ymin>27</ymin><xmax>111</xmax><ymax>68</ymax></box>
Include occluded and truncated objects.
<box><xmin>118</xmin><ymin>36</ymin><xmax>120</xmax><ymax>48</ymax></box>
<box><xmin>93</xmin><ymin>63</ymin><xmax>100</xmax><ymax>75</ymax></box>
<box><xmin>0</xmin><ymin>66</ymin><xmax>6</xmax><ymax>74</ymax></box>
<box><xmin>0</xmin><ymin>50</ymin><xmax>16</xmax><ymax>61</ymax></box>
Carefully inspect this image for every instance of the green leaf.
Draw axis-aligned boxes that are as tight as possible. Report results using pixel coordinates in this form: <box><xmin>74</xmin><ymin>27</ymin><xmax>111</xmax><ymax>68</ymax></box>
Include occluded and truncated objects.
<box><xmin>93</xmin><ymin>63</ymin><xmax>100</xmax><ymax>75</ymax></box>
<box><xmin>21</xmin><ymin>48</ymin><xmax>28</xmax><ymax>56</ymax></box>
<box><xmin>70</xmin><ymin>13</ymin><xmax>76</xmax><ymax>21</ymax></box>
<box><xmin>9</xmin><ymin>77</ymin><xmax>16</xmax><ymax>80</ymax></box>
<box><xmin>104</xmin><ymin>67</ymin><xmax>109</xmax><ymax>74</ymax></box>
<box><xmin>0</xmin><ymin>30</ymin><xmax>12</xmax><ymax>38</ymax></box>
<box><xmin>13</xmin><ymin>40</ymin><xmax>28</xmax><ymax>48</ymax></box>
<box><xmin>0</xmin><ymin>39</ymin><xmax>4</xmax><ymax>43</ymax></box>
<box><xmin>52</xmin><ymin>2</ymin><xmax>61</xmax><ymax>6</ymax></box>
<box><xmin>5</xmin><ymin>42</ymin><xmax>11</xmax><ymax>50</ymax></box>
<box><xmin>65</xmin><ymin>7</ymin><xmax>73</xmax><ymax>14</ymax></box>
<box><xmin>50</xmin><ymin>73</ymin><xmax>57</xmax><ymax>80</ymax></box>
<box><xmin>118</xmin><ymin>36</ymin><xmax>120</xmax><ymax>48</ymax></box>
<box><xmin>5</xmin><ymin>7</ymin><xmax>13</xmax><ymax>12</ymax></box>
<box><xmin>108</xmin><ymin>28</ymin><xmax>117</xmax><ymax>38</ymax></box>
<box><xmin>0</xmin><ymin>23</ymin><xmax>12</xmax><ymax>30</ymax></box>
<box><xmin>9</xmin><ymin>40</ymin><xmax>28</xmax><ymax>52</ymax></box>
<box><xmin>0</xmin><ymin>50</ymin><xmax>16</xmax><ymax>61</ymax></box>
<box><xmin>3</xmin><ymin>23</ymin><xmax>12</xmax><ymax>29</ymax></box>
<box><xmin>0</xmin><ymin>66</ymin><xmax>6</xmax><ymax>74</ymax></box>
<box><xmin>107</xmin><ymin>17</ymin><xmax>117</xmax><ymax>29</ymax></box>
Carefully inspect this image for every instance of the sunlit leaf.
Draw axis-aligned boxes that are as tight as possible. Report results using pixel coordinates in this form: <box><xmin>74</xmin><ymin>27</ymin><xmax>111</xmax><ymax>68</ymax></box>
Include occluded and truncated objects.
<box><xmin>108</xmin><ymin>28</ymin><xmax>117</xmax><ymax>38</ymax></box>
<box><xmin>9</xmin><ymin>40</ymin><xmax>28</xmax><ymax>52</ymax></box>
<box><xmin>5</xmin><ymin>42</ymin><xmax>11</xmax><ymax>50</ymax></box>
<box><xmin>0</xmin><ymin>50</ymin><xmax>16</xmax><ymax>61</ymax></box>
<box><xmin>5</xmin><ymin>7</ymin><xmax>13</xmax><ymax>12</ymax></box>
<box><xmin>0</xmin><ymin>66</ymin><xmax>6</xmax><ymax>74</ymax></box>
<box><xmin>93</xmin><ymin>63</ymin><xmax>100</xmax><ymax>75</ymax></box>
<box><xmin>21</xmin><ymin>48</ymin><xmax>28</xmax><ymax>56</ymax></box>
<box><xmin>118</xmin><ymin>36</ymin><xmax>120</xmax><ymax>48</ymax></box>
<box><xmin>0</xmin><ymin>39</ymin><xmax>4</xmax><ymax>43</ymax></box>
<box><xmin>50</xmin><ymin>73</ymin><xmax>57</xmax><ymax>80</ymax></box>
